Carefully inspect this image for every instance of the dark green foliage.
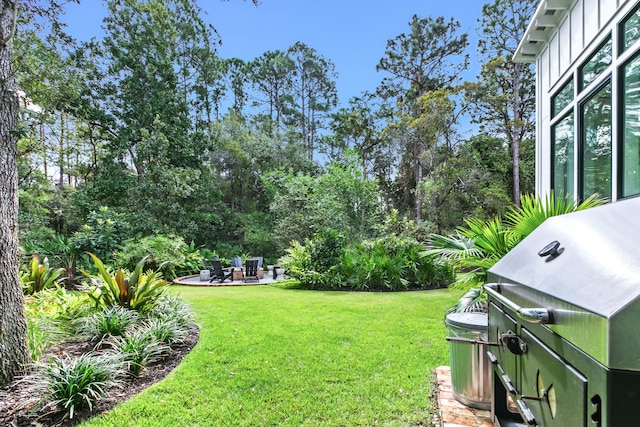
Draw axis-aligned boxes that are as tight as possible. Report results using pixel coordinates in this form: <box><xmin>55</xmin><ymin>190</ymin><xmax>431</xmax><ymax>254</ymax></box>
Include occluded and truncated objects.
<box><xmin>279</xmin><ymin>240</ymin><xmax>340</xmax><ymax>290</ymax></box>
<box><xmin>281</xmin><ymin>234</ymin><xmax>454</xmax><ymax>291</ymax></box>
<box><xmin>419</xmin><ymin>134</ymin><xmax>513</xmax><ymax>234</ymax></box>
<box><xmin>307</xmin><ymin>229</ymin><xmax>346</xmax><ymax>272</ymax></box>
<box><xmin>237</xmin><ymin>212</ymin><xmax>280</xmax><ymax>259</ymax></box>
<box><xmin>70</xmin><ymin>207</ymin><xmax>132</xmax><ymax>264</ymax></box>
<box><xmin>115</xmin><ymin>234</ymin><xmax>201</xmax><ymax>280</ymax></box>
<box><xmin>341</xmin><ymin>236</ymin><xmax>454</xmax><ymax>291</ymax></box>
<box><xmin>269</xmin><ymin>158</ymin><xmax>382</xmax><ymax>247</ymax></box>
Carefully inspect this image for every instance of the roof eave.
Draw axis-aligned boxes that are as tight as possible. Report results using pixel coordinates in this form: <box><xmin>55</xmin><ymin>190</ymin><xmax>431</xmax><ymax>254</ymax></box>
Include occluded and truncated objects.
<box><xmin>513</xmin><ymin>0</ymin><xmax>573</xmax><ymax>63</ymax></box>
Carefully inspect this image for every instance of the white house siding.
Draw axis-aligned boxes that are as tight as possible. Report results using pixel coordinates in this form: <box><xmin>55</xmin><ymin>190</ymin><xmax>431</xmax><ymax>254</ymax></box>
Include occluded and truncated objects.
<box><xmin>570</xmin><ymin>5</ymin><xmax>584</xmax><ymax>63</ymax></box>
<box><xmin>519</xmin><ymin>0</ymin><xmax>639</xmax><ymax>200</ymax></box>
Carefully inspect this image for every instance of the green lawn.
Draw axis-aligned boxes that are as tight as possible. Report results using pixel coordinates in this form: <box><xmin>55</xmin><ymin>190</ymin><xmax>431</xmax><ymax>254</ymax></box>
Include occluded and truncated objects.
<box><xmin>81</xmin><ymin>285</ymin><xmax>458</xmax><ymax>426</ymax></box>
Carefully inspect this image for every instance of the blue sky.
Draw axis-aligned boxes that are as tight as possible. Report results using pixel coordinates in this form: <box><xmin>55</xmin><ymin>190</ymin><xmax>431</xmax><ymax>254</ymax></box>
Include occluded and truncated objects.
<box><xmin>64</xmin><ymin>1</ymin><xmax>484</xmax><ymax>108</ymax></box>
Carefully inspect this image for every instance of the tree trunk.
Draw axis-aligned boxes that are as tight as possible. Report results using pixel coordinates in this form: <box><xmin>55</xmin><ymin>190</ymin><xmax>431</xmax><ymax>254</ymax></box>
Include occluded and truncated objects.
<box><xmin>58</xmin><ymin>111</ymin><xmax>65</xmax><ymax>190</ymax></box>
<box><xmin>511</xmin><ymin>63</ymin><xmax>522</xmax><ymax>205</ymax></box>
<box><xmin>40</xmin><ymin>116</ymin><xmax>47</xmax><ymax>177</ymax></box>
<box><xmin>414</xmin><ymin>138</ymin><xmax>423</xmax><ymax>221</ymax></box>
<box><xmin>0</xmin><ymin>1</ymin><xmax>30</xmax><ymax>386</ymax></box>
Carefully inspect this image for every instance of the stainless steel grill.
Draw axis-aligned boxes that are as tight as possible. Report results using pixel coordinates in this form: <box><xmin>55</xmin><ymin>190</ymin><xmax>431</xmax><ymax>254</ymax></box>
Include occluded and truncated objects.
<box><xmin>485</xmin><ymin>197</ymin><xmax>640</xmax><ymax>427</ymax></box>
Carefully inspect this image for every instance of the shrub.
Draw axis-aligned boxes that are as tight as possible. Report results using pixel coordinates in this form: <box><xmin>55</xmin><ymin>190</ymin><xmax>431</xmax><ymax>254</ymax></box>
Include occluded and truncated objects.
<box><xmin>115</xmin><ymin>234</ymin><xmax>201</xmax><ymax>280</ymax></box>
<box><xmin>20</xmin><ymin>256</ymin><xmax>65</xmax><ymax>295</ymax></box>
<box><xmin>83</xmin><ymin>253</ymin><xmax>169</xmax><ymax>312</ymax></box>
<box><xmin>279</xmin><ymin>241</ymin><xmax>338</xmax><ymax>289</ymax></box>
<box><xmin>70</xmin><ymin>206</ymin><xmax>132</xmax><ymax>263</ymax></box>
<box><xmin>22</xmin><ymin>353</ymin><xmax>124</xmax><ymax>420</ymax></box>
<box><xmin>341</xmin><ymin>236</ymin><xmax>455</xmax><ymax>291</ymax></box>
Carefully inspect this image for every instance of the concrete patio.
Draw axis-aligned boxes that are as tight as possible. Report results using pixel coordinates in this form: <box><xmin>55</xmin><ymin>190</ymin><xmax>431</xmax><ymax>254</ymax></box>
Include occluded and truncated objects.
<box><xmin>172</xmin><ymin>268</ymin><xmax>283</xmax><ymax>286</ymax></box>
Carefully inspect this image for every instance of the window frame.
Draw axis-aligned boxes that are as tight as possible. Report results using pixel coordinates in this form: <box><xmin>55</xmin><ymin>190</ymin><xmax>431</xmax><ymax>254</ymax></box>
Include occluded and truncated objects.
<box><xmin>578</xmin><ymin>78</ymin><xmax>613</xmax><ymax>201</ymax></box>
<box><xmin>617</xmin><ymin>50</ymin><xmax>640</xmax><ymax>199</ymax></box>
<box><xmin>550</xmin><ymin>110</ymin><xmax>575</xmax><ymax>199</ymax></box>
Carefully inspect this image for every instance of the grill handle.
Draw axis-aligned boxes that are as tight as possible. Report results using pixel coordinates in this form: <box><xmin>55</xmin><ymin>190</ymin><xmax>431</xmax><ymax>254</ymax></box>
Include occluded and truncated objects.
<box><xmin>485</xmin><ymin>284</ymin><xmax>554</xmax><ymax>324</ymax></box>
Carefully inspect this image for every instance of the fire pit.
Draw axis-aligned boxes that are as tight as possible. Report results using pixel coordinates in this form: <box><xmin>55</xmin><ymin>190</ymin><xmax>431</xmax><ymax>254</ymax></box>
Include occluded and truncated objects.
<box><xmin>485</xmin><ymin>197</ymin><xmax>640</xmax><ymax>426</ymax></box>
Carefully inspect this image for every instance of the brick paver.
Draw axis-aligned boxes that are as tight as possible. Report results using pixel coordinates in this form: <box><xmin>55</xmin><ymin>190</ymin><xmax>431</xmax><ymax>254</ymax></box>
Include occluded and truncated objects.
<box><xmin>434</xmin><ymin>366</ymin><xmax>493</xmax><ymax>427</ymax></box>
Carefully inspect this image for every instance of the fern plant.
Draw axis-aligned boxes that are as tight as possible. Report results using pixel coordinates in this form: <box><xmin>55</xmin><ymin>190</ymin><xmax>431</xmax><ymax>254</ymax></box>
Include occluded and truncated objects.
<box><xmin>83</xmin><ymin>253</ymin><xmax>168</xmax><ymax>312</ymax></box>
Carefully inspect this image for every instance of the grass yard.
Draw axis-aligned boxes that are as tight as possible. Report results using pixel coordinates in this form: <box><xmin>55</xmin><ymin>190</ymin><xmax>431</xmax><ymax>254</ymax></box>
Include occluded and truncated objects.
<box><xmin>81</xmin><ymin>285</ymin><xmax>458</xmax><ymax>426</ymax></box>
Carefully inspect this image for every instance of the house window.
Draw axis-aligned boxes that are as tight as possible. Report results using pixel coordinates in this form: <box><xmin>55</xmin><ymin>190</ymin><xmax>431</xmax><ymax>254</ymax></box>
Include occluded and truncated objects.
<box><xmin>621</xmin><ymin>53</ymin><xmax>640</xmax><ymax>198</ymax></box>
<box><xmin>552</xmin><ymin>79</ymin><xmax>573</xmax><ymax>117</ymax></box>
<box><xmin>581</xmin><ymin>82</ymin><xmax>612</xmax><ymax>201</ymax></box>
<box><xmin>622</xmin><ymin>5</ymin><xmax>640</xmax><ymax>53</ymax></box>
<box><xmin>580</xmin><ymin>36</ymin><xmax>612</xmax><ymax>91</ymax></box>
<box><xmin>552</xmin><ymin>113</ymin><xmax>574</xmax><ymax>198</ymax></box>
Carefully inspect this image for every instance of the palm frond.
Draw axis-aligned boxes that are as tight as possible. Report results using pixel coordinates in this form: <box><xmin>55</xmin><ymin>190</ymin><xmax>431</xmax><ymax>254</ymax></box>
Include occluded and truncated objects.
<box><xmin>462</xmin><ymin>217</ymin><xmax>516</xmax><ymax>259</ymax></box>
<box><xmin>447</xmin><ymin>287</ymin><xmax>487</xmax><ymax>314</ymax></box>
<box><xmin>424</xmin><ymin>232</ymin><xmax>484</xmax><ymax>261</ymax></box>
<box><xmin>506</xmin><ymin>192</ymin><xmax>606</xmax><ymax>239</ymax></box>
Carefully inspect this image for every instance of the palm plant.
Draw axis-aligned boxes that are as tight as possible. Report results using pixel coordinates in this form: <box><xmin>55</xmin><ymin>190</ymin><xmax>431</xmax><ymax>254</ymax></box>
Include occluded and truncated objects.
<box><xmin>427</xmin><ymin>217</ymin><xmax>516</xmax><ymax>290</ymax></box>
<box><xmin>505</xmin><ymin>192</ymin><xmax>604</xmax><ymax>240</ymax></box>
<box><xmin>428</xmin><ymin>192</ymin><xmax>605</xmax><ymax>311</ymax></box>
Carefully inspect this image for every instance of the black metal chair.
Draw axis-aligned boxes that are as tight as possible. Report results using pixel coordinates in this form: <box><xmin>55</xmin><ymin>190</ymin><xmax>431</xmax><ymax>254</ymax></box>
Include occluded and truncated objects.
<box><xmin>243</xmin><ymin>258</ymin><xmax>260</xmax><ymax>283</ymax></box>
<box><xmin>208</xmin><ymin>258</ymin><xmax>233</xmax><ymax>283</ymax></box>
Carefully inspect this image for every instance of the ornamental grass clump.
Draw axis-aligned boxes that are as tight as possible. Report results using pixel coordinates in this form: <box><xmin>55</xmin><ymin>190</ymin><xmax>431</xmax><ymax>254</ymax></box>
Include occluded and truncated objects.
<box><xmin>22</xmin><ymin>353</ymin><xmax>125</xmax><ymax>421</ymax></box>
<box><xmin>143</xmin><ymin>317</ymin><xmax>190</xmax><ymax>346</ymax></box>
<box><xmin>147</xmin><ymin>294</ymin><xmax>195</xmax><ymax>329</ymax></box>
<box><xmin>76</xmin><ymin>306</ymin><xmax>141</xmax><ymax>343</ymax></box>
<box><xmin>105</xmin><ymin>328</ymin><xmax>170</xmax><ymax>377</ymax></box>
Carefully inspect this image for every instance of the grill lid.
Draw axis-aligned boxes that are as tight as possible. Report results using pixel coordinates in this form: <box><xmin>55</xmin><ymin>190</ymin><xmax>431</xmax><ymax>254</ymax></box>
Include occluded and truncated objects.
<box><xmin>488</xmin><ymin>197</ymin><xmax>640</xmax><ymax>318</ymax></box>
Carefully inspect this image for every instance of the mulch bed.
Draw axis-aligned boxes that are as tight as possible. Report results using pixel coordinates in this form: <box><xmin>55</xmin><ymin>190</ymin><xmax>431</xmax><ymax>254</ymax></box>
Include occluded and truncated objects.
<box><xmin>0</xmin><ymin>328</ymin><xmax>199</xmax><ymax>427</ymax></box>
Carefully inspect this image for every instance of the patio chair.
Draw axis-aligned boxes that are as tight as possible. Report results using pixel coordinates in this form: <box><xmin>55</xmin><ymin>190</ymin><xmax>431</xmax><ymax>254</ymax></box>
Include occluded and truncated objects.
<box><xmin>208</xmin><ymin>258</ymin><xmax>233</xmax><ymax>283</ymax></box>
<box><xmin>231</xmin><ymin>257</ymin><xmax>242</xmax><ymax>268</ymax></box>
<box><xmin>243</xmin><ymin>258</ymin><xmax>260</xmax><ymax>283</ymax></box>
